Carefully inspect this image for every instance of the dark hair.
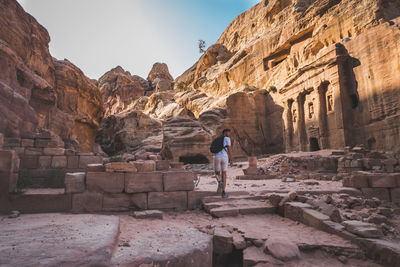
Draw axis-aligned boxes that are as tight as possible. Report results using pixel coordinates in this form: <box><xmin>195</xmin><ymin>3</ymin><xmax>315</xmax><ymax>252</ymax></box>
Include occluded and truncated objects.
<box><xmin>222</xmin><ymin>128</ymin><xmax>231</xmax><ymax>135</ymax></box>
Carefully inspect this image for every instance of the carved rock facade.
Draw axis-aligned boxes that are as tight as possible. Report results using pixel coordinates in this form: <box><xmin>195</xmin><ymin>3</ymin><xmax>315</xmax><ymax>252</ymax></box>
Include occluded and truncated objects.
<box><xmin>174</xmin><ymin>0</ymin><xmax>400</xmax><ymax>154</ymax></box>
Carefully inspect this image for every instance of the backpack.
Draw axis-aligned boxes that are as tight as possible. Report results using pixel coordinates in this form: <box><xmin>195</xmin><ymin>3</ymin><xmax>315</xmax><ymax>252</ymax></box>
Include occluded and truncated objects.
<box><xmin>210</xmin><ymin>136</ymin><xmax>225</xmax><ymax>154</ymax></box>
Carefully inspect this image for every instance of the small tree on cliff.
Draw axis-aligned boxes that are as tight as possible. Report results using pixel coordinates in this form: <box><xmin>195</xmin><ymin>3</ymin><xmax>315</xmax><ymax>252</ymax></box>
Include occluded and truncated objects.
<box><xmin>198</xmin><ymin>39</ymin><xmax>206</xmax><ymax>53</ymax></box>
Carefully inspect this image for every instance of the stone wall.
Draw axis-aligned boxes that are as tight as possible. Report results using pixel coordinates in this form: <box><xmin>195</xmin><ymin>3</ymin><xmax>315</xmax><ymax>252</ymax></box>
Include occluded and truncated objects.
<box><xmin>66</xmin><ymin>161</ymin><xmax>197</xmax><ymax>212</ymax></box>
<box><xmin>2</xmin><ymin>135</ymin><xmax>102</xmax><ymax>187</ymax></box>
<box><xmin>340</xmin><ymin>146</ymin><xmax>400</xmax><ymax>203</ymax></box>
<box><xmin>0</xmin><ymin>134</ymin><xmax>20</xmax><ymax>194</ymax></box>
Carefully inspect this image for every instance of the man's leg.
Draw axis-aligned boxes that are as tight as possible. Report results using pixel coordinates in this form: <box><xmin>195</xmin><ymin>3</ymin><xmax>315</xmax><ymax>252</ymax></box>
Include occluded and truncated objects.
<box><xmin>214</xmin><ymin>157</ymin><xmax>223</xmax><ymax>193</ymax></box>
<box><xmin>222</xmin><ymin>171</ymin><xmax>227</xmax><ymax>191</ymax></box>
<box><xmin>221</xmin><ymin>156</ymin><xmax>229</xmax><ymax>198</ymax></box>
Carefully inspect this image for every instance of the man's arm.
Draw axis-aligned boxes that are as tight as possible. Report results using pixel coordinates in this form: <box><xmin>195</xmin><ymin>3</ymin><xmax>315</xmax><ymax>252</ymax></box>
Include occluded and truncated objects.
<box><xmin>227</xmin><ymin>145</ymin><xmax>233</xmax><ymax>166</ymax></box>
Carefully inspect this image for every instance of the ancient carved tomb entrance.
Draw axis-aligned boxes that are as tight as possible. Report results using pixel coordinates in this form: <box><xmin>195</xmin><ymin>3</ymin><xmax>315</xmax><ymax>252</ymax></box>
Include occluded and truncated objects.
<box><xmin>285</xmin><ymin>81</ymin><xmax>334</xmax><ymax>152</ymax></box>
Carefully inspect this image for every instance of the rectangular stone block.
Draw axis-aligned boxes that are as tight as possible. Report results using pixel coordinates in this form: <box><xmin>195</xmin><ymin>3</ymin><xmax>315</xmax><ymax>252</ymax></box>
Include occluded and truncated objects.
<box><xmin>390</xmin><ymin>188</ymin><xmax>400</xmax><ymax>204</ymax></box>
<box><xmin>65</xmin><ymin>149</ymin><xmax>76</xmax><ymax>156</ymax></box>
<box><xmin>125</xmin><ymin>172</ymin><xmax>163</xmax><ymax>193</ymax></box>
<box><xmin>102</xmin><ymin>193</ymin><xmax>147</xmax><ymax>211</ymax></box>
<box><xmin>38</xmin><ymin>156</ymin><xmax>52</xmax><ymax>169</ymax></box>
<box><xmin>102</xmin><ymin>193</ymin><xmax>130</xmax><ymax>211</ymax></box>
<box><xmin>87</xmin><ymin>163</ymin><xmax>105</xmax><ymax>172</ymax></box>
<box><xmin>105</xmin><ymin>162</ymin><xmax>137</xmax><ymax>172</ymax></box>
<box><xmin>8</xmin><ymin>173</ymin><xmax>18</xmax><ymax>193</ymax></box>
<box><xmin>8</xmin><ymin>193</ymin><xmax>72</xmax><ymax>213</ymax></box>
<box><xmin>188</xmin><ymin>191</ymin><xmax>218</xmax><ymax>210</ymax></box>
<box><xmin>34</xmin><ymin>139</ymin><xmax>59</xmax><ymax>148</ymax></box>
<box><xmin>65</xmin><ymin>172</ymin><xmax>86</xmax><ymax>193</ymax></box>
<box><xmin>361</xmin><ymin>188</ymin><xmax>390</xmax><ymax>202</ymax></box>
<box><xmin>214</xmin><ymin>227</ymin><xmax>233</xmax><ymax>254</ymax></box>
<box><xmin>243</xmin><ymin>167</ymin><xmax>258</xmax><ymax>175</ymax></box>
<box><xmin>156</xmin><ymin>160</ymin><xmax>170</xmax><ymax>171</ymax></box>
<box><xmin>130</xmin><ymin>193</ymin><xmax>148</xmax><ymax>210</ymax></box>
<box><xmin>302</xmin><ymin>208</ymin><xmax>330</xmax><ymax>229</ymax></box>
<box><xmin>163</xmin><ymin>171</ymin><xmax>195</xmax><ymax>191</ymax></box>
<box><xmin>346</xmin><ymin>172</ymin><xmax>369</xmax><ymax>188</ymax></box>
<box><xmin>51</xmin><ymin>156</ymin><xmax>67</xmax><ymax>168</ymax></box>
<box><xmin>78</xmin><ymin>152</ymin><xmax>94</xmax><ymax>156</ymax></box>
<box><xmin>0</xmin><ymin>150</ymin><xmax>18</xmax><ymax>173</ymax></box>
<box><xmin>148</xmin><ymin>191</ymin><xmax>188</xmax><ymax>210</ymax></box>
<box><xmin>133</xmin><ymin>160</ymin><xmax>156</xmax><ymax>172</ymax></box>
<box><xmin>86</xmin><ymin>172</ymin><xmax>124</xmax><ymax>193</ymax></box>
<box><xmin>4</xmin><ymin>137</ymin><xmax>20</xmax><ymax>147</ymax></box>
<box><xmin>43</xmin><ymin>148</ymin><xmax>65</xmax><ymax>156</ymax></box>
<box><xmin>0</xmin><ymin>172</ymin><xmax>11</xmax><ymax>195</ymax></box>
<box><xmin>19</xmin><ymin>155</ymin><xmax>39</xmax><ymax>169</ymax></box>
<box><xmin>169</xmin><ymin>162</ymin><xmax>184</xmax><ymax>169</ymax></box>
<box><xmin>12</xmin><ymin>147</ymin><xmax>25</xmax><ymax>156</ymax></box>
<box><xmin>24</xmin><ymin>147</ymin><xmax>43</xmax><ymax>155</ymax></box>
<box><xmin>72</xmin><ymin>191</ymin><xmax>103</xmax><ymax>213</ymax></box>
<box><xmin>284</xmin><ymin>202</ymin><xmax>313</xmax><ymax>222</ymax></box>
<box><xmin>79</xmin><ymin>155</ymin><xmax>103</xmax><ymax>169</ymax></box>
<box><xmin>67</xmin><ymin>156</ymin><xmax>79</xmax><ymax>169</ymax></box>
<box><xmin>368</xmin><ymin>173</ymin><xmax>398</xmax><ymax>188</ymax></box>
<box><xmin>21</xmin><ymin>139</ymin><xmax>35</xmax><ymax>147</ymax></box>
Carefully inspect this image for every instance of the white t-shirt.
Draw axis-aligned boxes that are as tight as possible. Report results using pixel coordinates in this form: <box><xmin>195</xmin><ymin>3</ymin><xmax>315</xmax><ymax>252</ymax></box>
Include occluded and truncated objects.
<box><xmin>213</xmin><ymin>136</ymin><xmax>231</xmax><ymax>158</ymax></box>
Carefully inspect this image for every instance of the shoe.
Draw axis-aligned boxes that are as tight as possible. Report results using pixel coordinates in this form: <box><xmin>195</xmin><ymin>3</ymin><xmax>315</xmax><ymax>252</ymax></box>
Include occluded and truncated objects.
<box><xmin>217</xmin><ymin>181</ymin><xmax>223</xmax><ymax>194</ymax></box>
<box><xmin>221</xmin><ymin>191</ymin><xmax>228</xmax><ymax>198</ymax></box>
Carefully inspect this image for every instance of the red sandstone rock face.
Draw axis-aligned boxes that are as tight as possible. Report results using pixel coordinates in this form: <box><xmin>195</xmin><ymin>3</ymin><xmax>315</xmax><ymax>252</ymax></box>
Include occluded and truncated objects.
<box><xmin>0</xmin><ymin>0</ymin><xmax>55</xmax><ymax>87</ymax></box>
<box><xmin>147</xmin><ymin>63</ymin><xmax>173</xmax><ymax>86</ymax></box>
<box><xmin>174</xmin><ymin>0</ymin><xmax>400</xmax><ymax>154</ymax></box>
<box><xmin>99</xmin><ymin>66</ymin><xmax>151</xmax><ymax>117</ymax></box>
<box><xmin>53</xmin><ymin>59</ymin><xmax>104</xmax><ymax>152</ymax></box>
<box><xmin>0</xmin><ymin>0</ymin><xmax>104</xmax><ymax>152</ymax></box>
<box><xmin>96</xmin><ymin>110</ymin><xmax>163</xmax><ymax>156</ymax></box>
<box><xmin>161</xmin><ymin>117</ymin><xmax>212</xmax><ymax>163</ymax></box>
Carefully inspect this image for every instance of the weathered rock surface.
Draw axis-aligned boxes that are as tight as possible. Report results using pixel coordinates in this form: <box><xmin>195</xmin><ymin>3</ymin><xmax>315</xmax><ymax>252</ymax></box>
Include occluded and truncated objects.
<box><xmin>96</xmin><ymin>110</ymin><xmax>163</xmax><ymax>155</ymax></box>
<box><xmin>98</xmin><ymin>66</ymin><xmax>151</xmax><ymax>117</ymax></box>
<box><xmin>52</xmin><ymin>59</ymin><xmax>103</xmax><ymax>152</ymax></box>
<box><xmin>147</xmin><ymin>62</ymin><xmax>174</xmax><ymax>86</ymax></box>
<box><xmin>161</xmin><ymin>117</ymin><xmax>212</xmax><ymax>163</ymax></box>
<box><xmin>0</xmin><ymin>0</ymin><xmax>103</xmax><ymax>152</ymax></box>
<box><xmin>111</xmin><ymin>226</ymin><xmax>212</xmax><ymax>266</ymax></box>
<box><xmin>0</xmin><ymin>214</ymin><xmax>120</xmax><ymax>266</ymax></box>
<box><xmin>264</xmin><ymin>238</ymin><xmax>300</xmax><ymax>261</ymax></box>
<box><xmin>174</xmin><ymin>0</ymin><xmax>400</xmax><ymax>154</ymax></box>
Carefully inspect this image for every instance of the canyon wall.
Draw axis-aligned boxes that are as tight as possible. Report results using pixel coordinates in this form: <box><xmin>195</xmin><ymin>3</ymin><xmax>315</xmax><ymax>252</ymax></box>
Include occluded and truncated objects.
<box><xmin>2</xmin><ymin>0</ymin><xmax>400</xmax><ymax>161</ymax></box>
<box><xmin>174</xmin><ymin>0</ymin><xmax>400</xmax><ymax>154</ymax></box>
<box><xmin>0</xmin><ymin>0</ymin><xmax>103</xmax><ymax>152</ymax></box>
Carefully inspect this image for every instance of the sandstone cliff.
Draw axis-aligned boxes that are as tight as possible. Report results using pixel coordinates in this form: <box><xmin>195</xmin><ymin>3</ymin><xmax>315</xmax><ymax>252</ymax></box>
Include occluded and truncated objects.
<box><xmin>174</xmin><ymin>0</ymin><xmax>400</xmax><ymax>154</ymax></box>
<box><xmin>0</xmin><ymin>0</ymin><xmax>104</xmax><ymax>152</ymax></box>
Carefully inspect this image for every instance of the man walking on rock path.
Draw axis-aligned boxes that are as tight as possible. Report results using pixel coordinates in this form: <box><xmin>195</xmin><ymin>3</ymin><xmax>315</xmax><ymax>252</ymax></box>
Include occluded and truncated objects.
<box><xmin>212</xmin><ymin>128</ymin><xmax>233</xmax><ymax>198</ymax></box>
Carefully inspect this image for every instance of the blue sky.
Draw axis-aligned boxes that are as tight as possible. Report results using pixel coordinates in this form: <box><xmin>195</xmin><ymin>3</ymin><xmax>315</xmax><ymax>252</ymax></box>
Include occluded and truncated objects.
<box><xmin>16</xmin><ymin>0</ymin><xmax>260</xmax><ymax>79</ymax></box>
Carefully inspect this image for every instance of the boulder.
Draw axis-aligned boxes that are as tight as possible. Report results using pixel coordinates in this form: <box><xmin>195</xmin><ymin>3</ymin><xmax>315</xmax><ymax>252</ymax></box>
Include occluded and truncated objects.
<box><xmin>264</xmin><ymin>239</ymin><xmax>300</xmax><ymax>262</ymax></box>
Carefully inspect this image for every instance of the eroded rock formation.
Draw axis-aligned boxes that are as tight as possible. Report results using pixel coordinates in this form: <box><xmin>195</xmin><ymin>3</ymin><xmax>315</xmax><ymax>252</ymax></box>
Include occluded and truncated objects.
<box><xmin>98</xmin><ymin>66</ymin><xmax>151</xmax><ymax>117</ymax></box>
<box><xmin>2</xmin><ymin>0</ymin><xmax>400</xmax><ymax>160</ymax></box>
<box><xmin>96</xmin><ymin>110</ymin><xmax>163</xmax><ymax>156</ymax></box>
<box><xmin>0</xmin><ymin>0</ymin><xmax>103</xmax><ymax>152</ymax></box>
<box><xmin>174</xmin><ymin>0</ymin><xmax>400</xmax><ymax>154</ymax></box>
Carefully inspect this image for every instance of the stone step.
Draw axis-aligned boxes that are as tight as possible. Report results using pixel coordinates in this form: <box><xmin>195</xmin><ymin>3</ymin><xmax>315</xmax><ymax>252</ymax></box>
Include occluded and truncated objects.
<box><xmin>201</xmin><ymin>192</ymin><xmax>264</xmax><ymax>204</ymax></box>
<box><xmin>205</xmin><ymin>199</ymin><xmax>275</xmax><ymax>218</ymax></box>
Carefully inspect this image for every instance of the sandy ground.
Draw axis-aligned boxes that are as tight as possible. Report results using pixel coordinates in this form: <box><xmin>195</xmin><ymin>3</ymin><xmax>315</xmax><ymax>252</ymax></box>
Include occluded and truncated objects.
<box><xmin>192</xmin><ymin>159</ymin><xmax>344</xmax><ymax>193</ymax></box>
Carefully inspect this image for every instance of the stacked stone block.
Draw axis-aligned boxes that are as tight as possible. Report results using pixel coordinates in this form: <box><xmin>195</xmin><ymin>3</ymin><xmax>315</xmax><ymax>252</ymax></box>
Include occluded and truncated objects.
<box><xmin>67</xmin><ymin>160</ymin><xmax>197</xmax><ymax>212</ymax></box>
<box><xmin>337</xmin><ymin>146</ymin><xmax>400</xmax><ymax>173</ymax></box>
<box><xmin>0</xmin><ymin>134</ymin><xmax>20</xmax><ymax>194</ymax></box>
<box><xmin>3</xmin><ymin>136</ymin><xmax>102</xmax><ymax>187</ymax></box>
<box><xmin>343</xmin><ymin>171</ymin><xmax>400</xmax><ymax>203</ymax></box>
